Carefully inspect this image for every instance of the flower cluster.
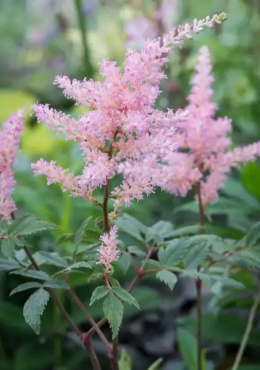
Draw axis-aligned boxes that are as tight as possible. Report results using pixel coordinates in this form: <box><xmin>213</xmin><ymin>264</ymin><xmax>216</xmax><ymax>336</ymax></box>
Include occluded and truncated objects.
<box><xmin>98</xmin><ymin>225</ymin><xmax>119</xmax><ymax>272</ymax></box>
<box><xmin>32</xmin><ymin>14</ymin><xmax>227</xmax><ymax>211</ymax></box>
<box><xmin>31</xmin><ymin>14</ymin><xmax>226</xmax><ymax>268</ymax></box>
<box><xmin>0</xmin><ymin>111</ymin><xmax>24</xmax><ymax>220</ymax></box>
<box><xmin>162</xmin><ymin>46</ymin><xmax>260</xmax><ymax>206</ymax></box>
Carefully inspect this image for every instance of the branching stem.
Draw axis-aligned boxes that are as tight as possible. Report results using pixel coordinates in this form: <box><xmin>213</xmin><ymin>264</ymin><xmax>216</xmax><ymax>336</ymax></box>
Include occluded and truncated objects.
<box><xmin>196</xmin><ymin>182</ymin><xmax>204</xmax><ymax>370</ymax></box>
<box><xmin>231</xmin><ymin>289</ymin><xmax>260</xmax><ymax>370</ymax></box>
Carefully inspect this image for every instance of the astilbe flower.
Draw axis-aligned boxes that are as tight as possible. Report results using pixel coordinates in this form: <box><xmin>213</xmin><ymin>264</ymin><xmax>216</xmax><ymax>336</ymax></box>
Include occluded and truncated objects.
<box><xmin>0</xmin><ymin>111</ymin><xmax>24</xmax><ymax>219</ymax></box>
<box><xmin>98</xmin><ymin>225</ymin><xmax>119</xmax><ymax>272</ymax></box>
<box><xmin>31</xmin><ymin>14</ymin><xmax>226</xmax><ymax>266</ymax></box>
<box><xmin>162</xmin><ymin>46</ymin><xmax>260</xmax><ymax>206</ymax></box>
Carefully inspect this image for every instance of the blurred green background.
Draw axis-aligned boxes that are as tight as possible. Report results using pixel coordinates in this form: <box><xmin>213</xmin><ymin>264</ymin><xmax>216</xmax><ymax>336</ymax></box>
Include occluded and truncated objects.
<box><xmin>1</xmin><ymin>0</ymin><xmax>260</xmax><ymax>369</ymax></box>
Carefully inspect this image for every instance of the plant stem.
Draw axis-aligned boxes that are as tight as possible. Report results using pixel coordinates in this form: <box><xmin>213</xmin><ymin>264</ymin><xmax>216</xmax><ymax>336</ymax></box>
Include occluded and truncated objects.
<box><xmin>103</xmin><ymin>179</ymin><xmax>110</xmax><ymax>233</ymax></box>
<box><xmin>112</xmin><ymin>337</ymin><xmax>119</xmax><ymax>370</ymax></box>
<box><xmin>231</xmin><ymin>289</ymin><xmax>260</xmax><ymax>370</ymax></box>
<box><xmin>67</xmin><ymin>288</ymin><xmax>112</xmax><ymax>351</ymax></box>
<box><xmin>84</xmin><ymin>247</ymin><xmax>154</xmax><ymax>338</ymax></box>
<box><xmin>74</xmin><ymin>0</ymin><xmax>94</xmax><ymax>77</ymax></box>
<box><xmin>84</xmin><ymin>339</ymin><xmax>102</xmax><ymax>370</ymax></box>
<box><xmin>23</xmin><ymin>246</ymin><xmax>101</xmax><ymax>370</ymax></box>
<box><xmin>196</xmin><ymin>182</ymin><xmax>204</xmax><ymax>370</ymax></box>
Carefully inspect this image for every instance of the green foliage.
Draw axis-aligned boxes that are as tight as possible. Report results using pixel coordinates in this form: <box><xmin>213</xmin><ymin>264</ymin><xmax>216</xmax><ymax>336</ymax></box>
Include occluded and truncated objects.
<box><xmin>7</xmin><ymin>215</ymin><xmax>58</xmax><ymax>236</ymax></box>
<box><xmin>119</xmin><ymin>253</ymin><xmax>131</xmax><ymax>274</ymax></box>
<box><xmin>0</xmin><ymin>258</ymin><xmax>20</xmax><ymax>271</ymax></box>
<box><xmin>23</xmin><ymin>288</ymin><xmax>50</xmax><ymax>334</ymax></box>
<box><xmin>145</xmin><ymin>221</ymin><xmax>173</xmax><ymax>243</ymax></box>
<box><xmin>156</xmin><ymin>270</ymin><xmax>178</xmax><ymax>290</ymax></box>
<box><xmin>147</xmin><ymin>358</ymin><xmax>163</xmax><ymax>370</ymax></box>
<box><xmin>177</xmin><ymin>328</ymin><xmax>208</xmax><ymax>370</ymax></box>
<box><xmin>103</xmin><ymin>292</ymin><xmax>124</xmax><ymax>339</ymax></box>
<box><xmin>36</xmin><ymin>251</ymin><xmax>68</xmax><ymax>267</ymax></box>
<box><xmin>1</xmin><ymin>238</ymin><xmax>15</xmax><ymax>258</ymax></box>
<box><xmin>117</xmin><ymin>214</ymin><xmax>147</xmax><ymax>241</ymax></box>
<box><xmin>112</xmin><ymin>286</ymin><xmax>140</xmax><ymax>309</ymax></box>
<box><xmin>54</xmin><ymin>261</ymin><xmax>92</xmax><ymax>276</ymax></box>
<box><xmin>119</xmin><ymin>349</ymin><xmax>132</xmax><ymax>370</ymax></box>
<box><xmin>10</xmin><ymin>282</ymin><xmax>42</xmax><ymax>296</ymax></box>
<box><xmin>90</xmin><ymin>286</ymin><xmax>110</xmax><ymax>305</ymax></box>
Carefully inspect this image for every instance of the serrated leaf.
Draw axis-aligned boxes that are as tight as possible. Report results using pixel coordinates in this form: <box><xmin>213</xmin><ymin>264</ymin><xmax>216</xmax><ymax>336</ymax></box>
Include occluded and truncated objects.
<box><xmin>43</xmin><ymin>278</ymin><xmax>67</xmax><ymax>289</ymax></box>
<box><xmin>156</xmin><ymin>270</ymin><xmax>177</xmax><ymax>290</ymax></box>
<box><xmin>119</xmin><ymin>349</ymin><xmax>132</xmax><ymax>370</ymax></box>
<box><xmin>145</xmin><ymin>221</ymin><xmax>173</xmax><ymax>243</ymax></box>
<box><xmin>103</xmin><ymin>292</ymin><xmax>123</xmax><ymax>339</ymax></box>
<box><xmin>117</xmin><ymin>214</ymin><xmax>147</xmax><ymax>241</ymax></box>
<box><xmin>147</xmin><ymin>358</ymin><xmax>163</xmax><ymax>370</ymax></box>
<box><xmin>159</xmin><ymin>239</ymin><xmax>188</xmax><ymax>267</ymax></box>
<box><xmin>90</xmin><ymin>286</ymin><xmax>110</xmax><ymax>306</ymax></box>
<box><xmin>245</xmin><ymin>221</ymin><xmax>260</xmax><ymax>246</ymax></box>
<box><xmin>23</xmin><ymin>288</ymin><xmax>50</xmax><ymax>334</ymax></box>
<box><xmin>0</xmin><ymin>258</ymin><xmax>20</xmax><ymax>271</ymax></box>
<box><xmin>128</xmin><ymin>246</ymin><xmax>146</xmax><ymax>257</ymax></box>
<box><xmin>8</xmin><ymin>215</ymin><xmax>58</xmax><ymax>236</ymax></box>
<box><xmin>0</xmin><ymin>220</ymin><xmax>9</xmax><ymax>237</ymax></box>
<box><xmin>184</xmin><ymin>245</ymin><xmax>207</xmax><ymax>269</ymax></box>
<box><xmin>230</xmin><ymin>251</ymin><xmax>260</xmax><ymax>270</ymax></box>
<box><xmin>54</xmin><ymin>261</ymin><xmax>92</xmax><ymax>277</ymax></box>
<box><xmin>37</xmin><ymin>251</ymin><xmax>67</xmax><ymax>268</ymax></box>
<box><xmin>74</xmin><ymin>218</ymin><xmax>91</xmax><ymax>256</ymax></box>
<box><xmin>1</xmin><ymin>238</ymin><xmax>15</xmax><ymax>258</ymax></box>
<box><xmin>110</xmin><ymin>278</ymin><xmax>120</xmax><ymax>287</ymax></box>
<box><xmin>113</xmin><ymin>286</ymin><xmax>140</xmax><ymax>309</ymax></box>
<box><xmin>10</xmin><ymin>282</ymin><xmax>42</xmax><ymax>296</ymax></box>
<box><xmin>182</xmin><ymin>270</ymin><xmax>244</xmax><ymax>289</ymax></box>
<box><xmin>12</xmin><ymin>236</ymin><xmax>26</xmax><ymax>247</ymax></box>
<box><xmin>166</xmin><ymin>225</ymin><xmax>200</xmax><ymax>238</ymax></box>
<box><xmin>10</xmin><ymin>269</ymin><xmax>49</xmax><ymax>280</ymax></box>
<box><xmin>119</xmin><ymin>253</ymin><xmax>131</xmax><ymax>274</ymax></box>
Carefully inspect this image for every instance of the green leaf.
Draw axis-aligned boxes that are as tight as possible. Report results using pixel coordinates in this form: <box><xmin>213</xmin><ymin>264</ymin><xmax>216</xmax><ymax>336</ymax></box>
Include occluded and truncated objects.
<box><xmin>145</xmin><ymin>221</ymin><xmax>173</xmax><ymax>243</ymax></box>
<box><xmin>54</xmin><ymin>261</ymin><xmax>92</xmax><ymax>276</ymax></box>
<box><xmin>43</xmin><ymin>278</ymin><xmax>67</xmax><ymax>289</ymax></box>
<box><xmin>242</xmin><ymin>162</ymin><xmax>260</xmax><ymax>201</ymax></box>
<box><xmin>10</xmin><ymin>269</ymin><xmax>49</xmax><ymax>280</ymax></box>
<box><xmin>128</xmin><ymin>246</ymin><xmax>146</xmax><ymax>257</ymax></box>
<box><xmin>0</xmin><ymin>219</ymin><xmax>9</xmax><ymax>237</ymax></box>
<box><xmin>177</xmin><ymin>328</ymin><xmax>197</xmax><ymax>370</ymax></box>
<box><xmin>156</xmin><ymin>270</ymin><xmax>178</xmax><ymax>290</ymax></box>
<box><xmin>184</xmin><ymin>244</ymin><xmax>207</xmax><ymax>269</ymax></box>
<box><xmin>183</xmin><ymin>270</ymin><xmax>244</xmax><ymax>289</ymax></box>
<box><xmin>117</xmin><ymin>214</ymin><xmax>147</xmax><ymax>241</ymax></box>
<box><xmin>230</xmin><ymin>250</ymin><xmax>260</xmax><ymax>270</ymax></box>
<box><xmin>0</xmin><ymin>258</ymin><xmax>20</xmax><ymax>271</ymax></box>
<box><xmin>103</xmin><ymin>292</ymin><xmax>123</xmax><ymax>339</ymax></box>
<box><xmin>244</xmin><ymin>221</ymin><xmax>260</xmax><ymax>246</ymax></box>
<box><xmin>90</xmin><ymin>286</ymin><xmax>110</xmax><ymax>306</ymax></box>
<box><xmin>23</xmin><ymin>288</ymin><xmax>50</xmax><ymax>334</ymax></box>
<box><xmin>112</xmin><ymin>286</ymin><xmax>140</xmax><ymax>309</ymax></box>
<box><xmin>119</xmin><ymin>349</ymin><xmax>132</xmax><ymax>370</ymax></box>
<box><xmin>8</xmin><ymin>215</ymin><xmax>58</xmax><ymax>236</ymax></box>
<box><xmin>12</xmin><ymin>236</ymin><xmax>26</xmax><ymax>247</ymax></box>
<box><xmin>159</xmin><ymin>239</ymin><xmax>188</xmax><ymax>267</ymax></box>
<box><xmin>166</xmin><ymin>225</ymin><xmax>200</xmax><ymax>238</ymax></box>
<box><xmin>147</xmin><ymin>358</ymin><xmax>163</xmax><ymax>370</ymax></box>
<box><xmin>74</xmin><ymin>218</ymin><xmax>91</xmax><ymax>256</ymax></box>
<box><xmin>37</xmin><ymin>251</ymin><xmax>68</xmax><ymax>268</ymax></box>
<box><xmin>1</xmin><ymin>238</ymin><xmax>15</xmax><ymax>258</ymax></box>
<box><xmin>10</xmin><ymin>282</ymin><xmax>42</xmax><ymax>296</ymax></box>
<box><xmin>119</xmin><ymin>253</ymin><xmax>131</xmax><ymax>274</ymax></box>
